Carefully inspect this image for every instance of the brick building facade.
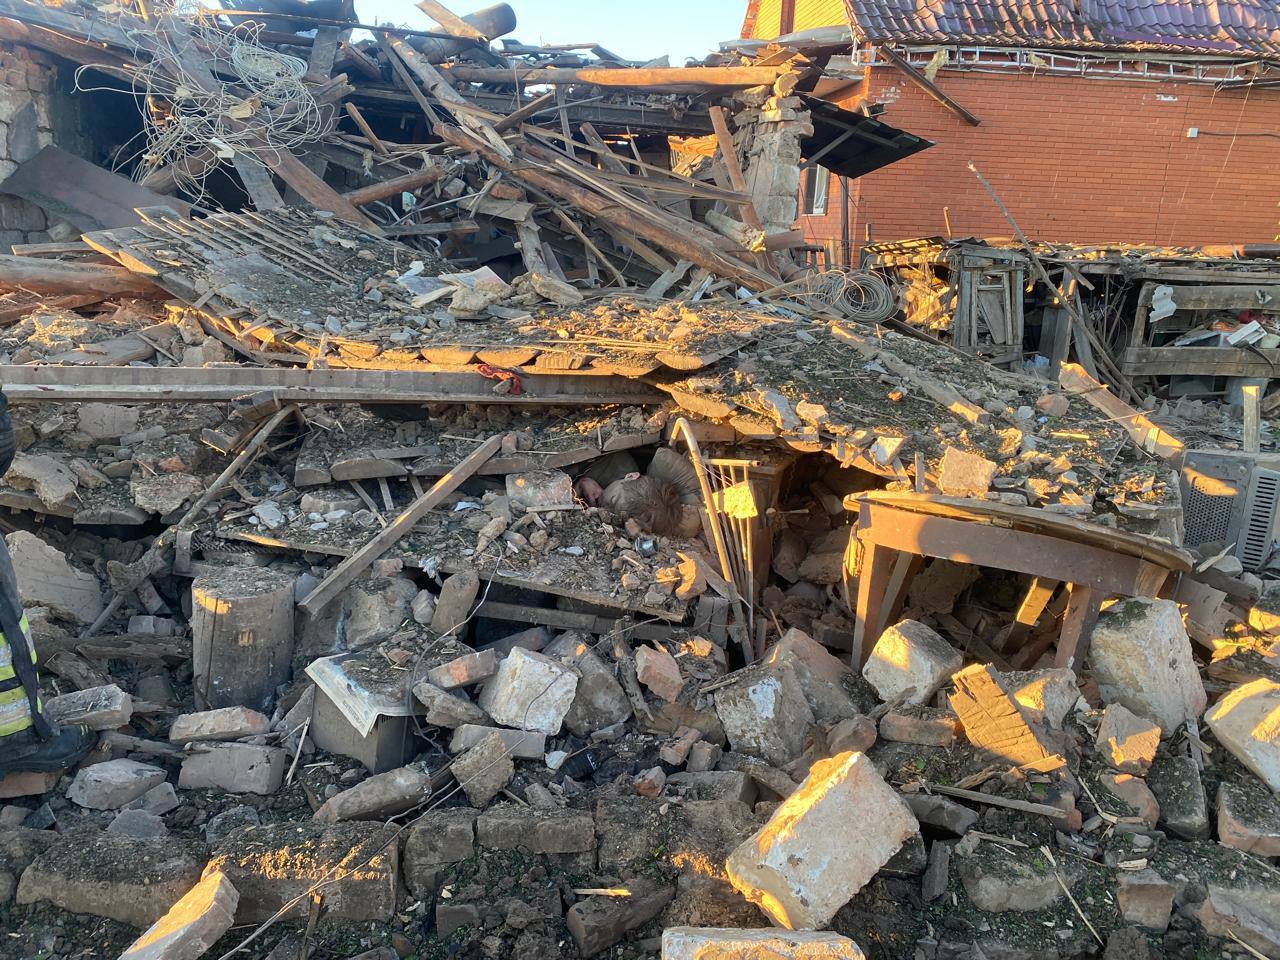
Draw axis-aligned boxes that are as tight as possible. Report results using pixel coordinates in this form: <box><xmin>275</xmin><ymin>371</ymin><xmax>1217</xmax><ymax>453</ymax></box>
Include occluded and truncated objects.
<box><xmin>739</xmin><ymin>0</ymin><xmax>1280</xmax><ymax>261</ymax></box>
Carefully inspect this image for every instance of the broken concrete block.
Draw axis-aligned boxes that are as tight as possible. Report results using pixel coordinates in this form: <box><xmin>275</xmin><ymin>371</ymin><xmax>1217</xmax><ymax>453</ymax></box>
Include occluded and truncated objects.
<box><xmin>178</xmin><ymin>743</ymin><xmax>286</xmax><ymax>795</ymax></box>
<box><xmin>124</xmin><ymin>782</ymin><xmax>180</xmax><ymax>817</ymax></box>
<box><xmin>449</xmin><ymin>723</ymin><xmax>545</xmax><ymax>759</ymax></box>
<box><xmin>635</xmin><ymin>644</ymin><xmax>685</xmax><ymax>702</ymax></box>
<box><xmin>1206</xmin><ymin>678</ymin><xmax>1280</xmax><ymax>792</ymax></box>
<box><xmin>403</xmin><ymin>807</ymin><xmax>477</xmax><ymax>897</ymax></box>
<box><xmin>862</xmin><ymin>620</ymin><xmax>961</xmax><ymax>707</ymax></box>
<box><xmin>1116</xmin><ymin>868</ymin><xmax>1174</xmax><ymax>932</ymax></box>
<box><xmin>476</xmin><ymin>806</ymin><xmax>596</xmax><ymax>854</ymax></box>
<box><xmin>661</xmin><ymin>926</ymin><xmax>866</xmax><ymax>959</ymax></box>
<box><xmin>506</xmin><ymin>470</ymin><xmax>574</xmax><ymax>511</ymax></box>
<box><xmin>107</xmin><ymin>808</ymin><xmax>168</xmax><ymax>840</ymax></box>
<box><xmin>1004</xmin><ymin>668</ymin><xmax>1079</xmax><ymax>728</ymax></box>
<box><xmin>413</xmin><ymin>681</ymin><xmax>490</xmax><ymax>728</ymax></box>
<box><xmin>1096</xmin><ymin>703</ymin><xmax>1160</xmax><ymax>773</ymax></box>
<box><xmin>879</xmin><ymin>707</ymin><xmax>959</xmax><ymax>747</ymax></box>
<box><xmin>902</xmin><ymin>793</ymin><xmax>978</xmax><ymax>836</ymax></box>
<box><xmin>714</xmin><ymin>660</ymin><xmax>815</xmax><ymax>767</ymax></box>
<box><xmin>17</xmin><ymin>830</ymin><xmax>203</xmax><ymax>927</ymax></box>
<box><xmin>1196</xmin><ymin>886</ymin><xmax>1280</xmax><ymax>958</ymax></box>
<box><xmin>311</xmin><ymin>688</ymin><xmax>414</xmax><ymax>774</ymax></box>
<box><xmin>568</xmin><ymin>876</ymin><xmax>673</xmax><ymax>957</ymax></box>
<box><xmin>205</xmin><ymin>821</ymin><xmax>399</xmax><ymax>922</ymax></box>
<box><xmin>669</xmin><ymin>769</ymin><xmax>757</xmax><ymax>806</ymax></box>
<box><xmin>1090</xmin><ymin>598</ymin><xmax>1207</xmax><ymax>732</ymax></box>
<box><xmin>345</xmin><ymin>576</ymin><xmax>417</xmax><ymax>648</ymax></box>
<box><xmin>1098</xmin><ymin>772</ymin><xmax>1160</xmax><ymax>828</ymax></box>
<box><xmin>314</xmin><ymin>766</ymin><xmax>432</xmax><ymax>823</ymax></box>
<box><xmin>119</xmin><ymin>870</ymin><xmax>239</xmax><ymax>960</ymax></box>
<box><xmin>67</xmin><ymin>759</ymin><xmax>167</xmax><ymax>810</ymax></box>
<box><xmin>949</xmin><ymin>664</ymin><xmax>1056</xmax><ymax>767</ymax></box>
<box><xmin>545</xmin><ymin>632</ymin><xmax>632</xmax><ymax>737</ymax></box>
<box><xmin>425</xmin><ymin>649</ymin><xmax>498</xmax><ymax>689</ymax></box>
<box><xmin>725</xmin><ymin>751</ymin><xmax>917</xmax><ymax>929</ymax></box>
<box><xmin>686</xmin><ymin>740</ymin><xmax>723</xmax><ymax>773</ymax></box>
<box><xmin>634</xmin><ymin>765</ymin><xmax>666</xmax><ymax>797</ymax></box>
<box><xmin>410</xmin><ymin>589</ymin><xmax>436</xmax><ymax>626</ymax></box>
<box><xmin>476</xmin><ymin>647</ymin><xmax>577</xmax><ymax>735</ymax></box>
<box><xmin>6</xmin><ymin>530</ymin><xmax>103</xmax><ymax>625</ymax></box>
<box><xmin>8</xmin><ymin>453</ymin><xmax>77</xmax><ymax>507</ymax></box>
<box><xmin>431</xmin><ymin>569</ymin><xmax>480</xmax><ymax>636</ymax></box>
<box><xmin>77</xmin><ymin>402</ymin><xmax>139</xmax><ymax>441</ymax></box>
<box><xmin>764</xmin><ymin>628</ymin><xmax>860</xmax><ymax>722</ymax></box>
<box><xmin>169</xmin><ymin>706</ymin><xmax>272</xmax><ymax>743</ymax></box>
<box><xmin>957</xmin><ymin>845</ymin><xmax>1068</xmax><ymax>912</ymax></box>
<box><xmin>451</xmin><ymin>730</ymin><xmax>513</xmax><ymax>807</ymax></box>
<box><xmin>827</xmin><ymin>715</ymin><xmax>877</xmax><ymax>755</ymax></box>
<box><xmin>1218</xmin><ymin>780</ymin><xmax>1280</xmax><ymax>856</ymax></box>
<box><xmin>44</xmin><ymin>683</ymin><xmax>132</xmax><ymax>731</ymax></box>
<box><xmin>132</xmin><ymin>473</ymin><xmax>204</xmax><ymax>517</ymax></box>
<box><xmin>436</xmin><ymin>901</ymin><xmax>480</xmax><ymax>938</ymax></box>
<box><xmin>938</xmin><ymin>447</ymin><xmax>997</xmax><ymax>497</ymax></box>
<box><xmin>1144</xmin><ymin>753</ymin><xmax>1208</xmax><ymax>840</ymax></box>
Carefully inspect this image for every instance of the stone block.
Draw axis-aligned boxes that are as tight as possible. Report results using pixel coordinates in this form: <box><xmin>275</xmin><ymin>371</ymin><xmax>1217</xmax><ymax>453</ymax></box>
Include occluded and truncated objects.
<box><xmin>413</xmin><ymin>681</ymin><xmax>489</xmax><ymax>728</ymax></box>
<box><xmin>713</xmin><ymin>660</ymin><xmax>815</xmax><ymax>766</ymax></box>
<box><xmin>1218</xmin><ymin>780</ymin><xmax>1280</xmax><ymax>856</ymax></box>
<box><xmin>431</xmin><ymin>569</ymin><xmax>480</xmax><ymax>636</ymax></box>
<box><xmin>449</xmin><ymin>724</ymin><xmax>545</xmax><ymax>758</ymax></box>
<box><xmin>957</xmin><ymin>846</ymin><xmax>1067</xmax><ymax>912</ymax></box>
<box><xmin>568</xmin><ymin>876</ymin><xmax>673</xmax><ymax>957</ymax></box>
<box><xmin>862</xmin><ymin>620</ymin><xmax>961</xmax><ymax>707</ymax></box>
<box><xmin>476</xmin><ymin>805</ymin><xmax>595</xmax><ymax>854</ymax></box>
<box><xmin>124</xmin><ymin>782</ymin><xmax>180</xmax><ymax>817</ymax></box>
<box><xmin>67</xmin><ymin>759</ymin><xmax>166</xmax><ymax>810</ymax></box>
<box><xmin>107</xmin><ymin>809</ymin><xmax>167</xmax><ymax>839</ymax></box>
<box><xmin>725</xmin><ymin>751</ymin><xmax>917</xmax><ymax>929</ymax></box>
<box><xmin>403</xmin><ymin>807</ymin><xmax>477</xmax><ymax>898</ymax></box>
<box><xmin>1144</xmin><ymin>754</ymin><xmax>1208</xmax><ymax>840</ymax></box>
<box><xmin>635</xmin><ymin>644</ymin><xmax>685</xmax><ymax>702</ymax></box>
<box><xmin>1090</xmin><ymin>598</ymin><xmax>1206</xmax><ymax>731</ymax></box>
<box><xmin>311</xmin><ymin>687</ymin><xmax>415</xmax><ymax>773</ymax></box>
<box><xmin>544</xmin><ymin>632</ymin><xmax>632</xmax><ymax>737</ymax></box>
<box><xmin>1117</xmin><ymin>868</ymin><xmax>1174</xmax><ymax>932</ymax></box>
<box><xmin>1096</xmin><ymin>703</ymin><xmax>1160</xmax><ymax>773</ymax></box>
<box><xmin>169</xmin><ymin>706</ymin><xmax>272</xmax><ymax>743</ymax></box>
<box><xmin>902</xmin><ymin>793</ymin><xmax>977</xmax><ymax>836</ymax></box>
<box><xmin>1206</xmin><ymin>678</ymin><xmax>1280</xmax><ymax>792</ymax></box>
<box><xmin>1196</xmin><ymin>886</ymin><xmax>1280</xmax><ymax>958</ymax></box>
<box><xmin>1098</xmin><ymin>772</ymin><xmax>1159</xmax><ymax>828</ymax></box>
<box><xmin>451</xmin><ymin>730</ymin><xmax>512</xmax><ymax>807</ymax></box>
<box><xmin>476</xmin><ymin>647</ymin><xmax>577</xmax><ymax>734</ymax></box>
<box><xmin>119</xmin><ymin>871</ymin><xmax>239</xmax><ymax>960</ymax></box>
<box><xmin>6</xmin><ymin>530</ymin><xmax>103</xmax><ymax>625</ymax></box>
<box><xmin>205</xmin><ymin>821</ymin><xmax>399</xmax><ymax>922</ymax></box>
<box><xmin>661</xmin><ymin>926</ymin><xmax>866</xmax><ymax>959</ymax></box>
<box><xmin>827</xmin><ymin>715</ymin><xmax>877</xmax><ymax>755</ymax></box>
<box><xmin>949</xmin><ymin>664</ymin><xmax>1056</xmax><ymax>767</ymax></box>
<box><xmin>178</xmin><ymin>743</ymin><xmax>286</xmax><ymax>795</ymax></box>
<box><xmin>667</xmin><ymin>771</ymin><xmax>757</xmax><ymax>806</ymax></box>
<box><xmin>0</xmin><ymin>770</ymin><xmax>60</xmax><ymax>800</ymax></box>
<box><xmin>314</xmin><ymin>766</ymin><xmax>432</xmax><ymax>822</ymax></box>
<box><xmin>686</xmin><ymin>740</ymin><xmax>722</xmax><ymax>773</ymax></box>
<box><xmin>436</xmin><ymin>901</ymin><xmax>479</xmax><ymax>938</ymax></box>
<box><xmin>77</xmin><ymin>403</ymin><xmax>139</xmax><ymax>441</ymax></box>
<box><xmin>1004</xmin><ymin>668</ymin><xmax>1079</xmax><ymax>728</ymax></box>
<box><xmin>764</xmin><ymin>627</ymin><xmax>860</xmax><ymax>722</ymax></box>
<box><xmin>44</xmin><ymin>683</ymin><xmax>132</xmax><ymax>731</ymax></box>
<box><xmin>17</xmin><ymin>830</ymin><xmax>202</xmax><ymax>927</ymax></box>
<box><xmin>425</xmin><ymin>649</ymin><xmax>498</xmax><ymax>690</ymax></box>
<box><xmin>938</xmin><ymin>447</ymin><xmax>997</xmax><ymax>497</ymax></box>
<box><xmin>345</xmin><ymin>576</ymin><xmax>417</xmax><ymax>648</ymax></box>
<box><xmin>879</xmin><ymin>707</ymin><xmax>959</xmax><ymax>747</ymax></box>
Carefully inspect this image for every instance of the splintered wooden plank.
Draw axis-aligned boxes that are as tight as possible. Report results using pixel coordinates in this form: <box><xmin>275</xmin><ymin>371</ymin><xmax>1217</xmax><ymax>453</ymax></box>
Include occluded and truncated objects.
<box><xmin>297</xmin><ymin>433</ymin><xmax>504</xmax><ymax>616</ymax></box>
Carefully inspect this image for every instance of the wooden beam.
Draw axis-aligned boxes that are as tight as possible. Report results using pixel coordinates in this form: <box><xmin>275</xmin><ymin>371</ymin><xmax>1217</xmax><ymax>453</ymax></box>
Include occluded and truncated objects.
<box><xmin>416</xmin><ymin>0</ymin><xmax>485</xmax><ymax>38</ymax></box>
<box><xmin>298</xmin><ymin>433</ymin><xmax>504</xmax><ymax>616</ymax></box>
<box><xmin>0</xmin><ymin>255</ymin><xmax>163</xmax><ymax>297</ymax></box>
<box><xmin>437</xmin><ymin>64</ymin><xmax>790</xmax><ymax>88</ymax></box>
<box><xmin>493</xmin><ymin>92</ymin><xmax>557</xmax><ymax>133</ymax></box>
<box><xmin>0</xmin><ymin>363</ymin><xmax>664</xmax><ymax>405</ymax></box>
<box><xmin>343</xmin><ymin>164</ymin><xmax>447</xmax><ymax>206</ymax></box>
<box><xmin>343</xmin><ymin>102</ymin><xmax>390</xmax><ymax>155</ymax></box>
<box><xmin>1058</xmin><ymin>362</ymin><xmax>1184</xmax><ymax>461</ymax></box>
<box><xmin>877</xmin><ymin>46</ymin><xmax>980</xmax><ymax>127</ymax></box>
<box><xmin>1121</xmin><ymin>346</ymin><xmax>1280</xmax><ymax>378</ymax></box>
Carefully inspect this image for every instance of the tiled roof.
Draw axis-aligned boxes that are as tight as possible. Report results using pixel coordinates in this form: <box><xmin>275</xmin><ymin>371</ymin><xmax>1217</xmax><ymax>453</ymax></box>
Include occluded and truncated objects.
<box><xmin>843</xmin><ymin>0</ymin><xmax>1280</xmax><ymax>56</ymax></box>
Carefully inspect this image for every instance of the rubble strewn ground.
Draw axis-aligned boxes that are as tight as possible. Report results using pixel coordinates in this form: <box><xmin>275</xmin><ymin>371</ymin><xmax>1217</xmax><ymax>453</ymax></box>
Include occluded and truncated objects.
<box><xmin>0</xmin><ymin>1</ymin><xmax>1277</xmax><ymax>959</ymax></box>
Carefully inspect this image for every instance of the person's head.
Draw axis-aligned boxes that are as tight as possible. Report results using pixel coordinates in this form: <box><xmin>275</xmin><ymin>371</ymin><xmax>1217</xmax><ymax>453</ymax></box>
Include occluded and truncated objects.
<box><xmin>600</xmin><ymin>473</ymin><xmax>684</xmax><ymax>536</ymax></box>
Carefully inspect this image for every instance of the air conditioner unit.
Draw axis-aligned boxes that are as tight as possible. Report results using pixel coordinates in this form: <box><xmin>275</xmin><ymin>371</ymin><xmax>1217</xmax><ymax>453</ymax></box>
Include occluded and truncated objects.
<box><xmin>1180</xmin><ymin>449</ymin><xmax>1280</xmax><ymax>571</ymax></box>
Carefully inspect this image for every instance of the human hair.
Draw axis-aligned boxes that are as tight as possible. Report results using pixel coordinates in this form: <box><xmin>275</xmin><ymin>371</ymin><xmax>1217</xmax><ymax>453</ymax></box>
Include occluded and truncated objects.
<box><xmin>602</xmin><ymin>475</ymin><xmax>685</xmax><ymax>536</ymax></box>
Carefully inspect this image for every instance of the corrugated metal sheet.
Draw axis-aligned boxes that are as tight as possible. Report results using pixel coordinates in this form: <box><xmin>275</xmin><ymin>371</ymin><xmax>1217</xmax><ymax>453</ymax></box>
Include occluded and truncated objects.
<box><xmin>843</xmin><ymin>0</ymin><xmax>1280</xmax><ymax>56</ymax></box>
<box><xmin>752</xmin><ymin>0</ymin><xmax>784</xmax><ymax>38</ymax></box>
<box><xmin>795</xmin><ymin>0</ymin><xmax>849</xmax><ymax>31</ymax></box>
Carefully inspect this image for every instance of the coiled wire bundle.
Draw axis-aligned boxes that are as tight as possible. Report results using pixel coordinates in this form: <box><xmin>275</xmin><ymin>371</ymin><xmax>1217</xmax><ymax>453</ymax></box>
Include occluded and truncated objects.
<box><xmin>795</xmin><ymin>268</ymin><xmax>898</xmax><ymax>323</ymax></box>
<box><xmin>76</xmin><ymin>5</ymin><xmax>333</xmax><ymax>200</ymax></box>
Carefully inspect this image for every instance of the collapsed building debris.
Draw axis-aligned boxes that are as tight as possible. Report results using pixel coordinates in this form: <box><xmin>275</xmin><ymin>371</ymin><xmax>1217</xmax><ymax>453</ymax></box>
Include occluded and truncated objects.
<box><xmin>0</xmin><ymin>1</ymin><xmax>1277</xmax><ymax>959</ymax></box>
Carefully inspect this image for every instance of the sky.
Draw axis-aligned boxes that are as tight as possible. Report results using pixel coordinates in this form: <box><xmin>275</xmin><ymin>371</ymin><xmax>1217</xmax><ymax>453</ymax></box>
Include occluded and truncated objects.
<box><xmin>357</xmin><ymin>0</ymin><xmax>747</xmax><ymax>65</ymax></box>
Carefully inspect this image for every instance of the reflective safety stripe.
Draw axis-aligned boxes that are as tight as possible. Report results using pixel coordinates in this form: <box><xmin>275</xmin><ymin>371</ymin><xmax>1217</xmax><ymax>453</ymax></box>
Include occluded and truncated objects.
<box><xmin>0</xmin><ymin>613</ymin><xmax>38</xmax><ymax>737</ymax></box>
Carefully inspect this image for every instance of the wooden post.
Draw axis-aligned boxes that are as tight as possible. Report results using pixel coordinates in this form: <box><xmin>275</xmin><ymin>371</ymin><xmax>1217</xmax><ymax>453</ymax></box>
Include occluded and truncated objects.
<box><xmin>1243</xmin><ymin>383</ymin><xmax>1262</xmax><ymax>454</ymax></box>
<box><xmin>192</xmin><ymin>566</ymin><xmax>296</xmax><ymax>711</ymax></box>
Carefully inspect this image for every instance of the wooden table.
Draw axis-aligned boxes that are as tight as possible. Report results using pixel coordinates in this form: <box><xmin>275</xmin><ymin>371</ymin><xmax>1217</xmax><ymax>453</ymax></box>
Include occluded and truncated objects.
<box><xmin>843</xmin><ymin>492</ymin><xmax>1193</xmax><ymax>672</ymax></box>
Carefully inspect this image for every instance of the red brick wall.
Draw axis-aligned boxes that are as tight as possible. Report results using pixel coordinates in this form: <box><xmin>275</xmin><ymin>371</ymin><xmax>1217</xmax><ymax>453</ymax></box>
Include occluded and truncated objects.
<box><xmin>803</xmin><ymin>66</ymin><xmax>1280</xmax><ymax>256</ymax></box>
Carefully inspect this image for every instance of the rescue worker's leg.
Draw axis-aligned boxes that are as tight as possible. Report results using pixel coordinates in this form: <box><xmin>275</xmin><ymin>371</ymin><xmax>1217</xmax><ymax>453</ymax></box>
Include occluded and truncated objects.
<box><xmin>0</xmin><ymin>386</ymin><xmax>92</xmax><ymax>775</ymax></box>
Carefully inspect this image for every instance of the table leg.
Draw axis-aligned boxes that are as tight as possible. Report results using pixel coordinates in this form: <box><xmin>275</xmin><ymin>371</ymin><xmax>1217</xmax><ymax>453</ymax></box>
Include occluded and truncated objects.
<box><xmin>1000</xmin><ymin>576</ymin><xmax>1060</xmax><ymax>653</ymax></box>
<box><xmin>1055</xmin><ymin>583</ymin><xmax>1101</xmax><ymax>672</ymax></box>
<box><xmin>853</xmin><ymin>541</ymin><xmax>900</xmax><ymax>667</ymax></box>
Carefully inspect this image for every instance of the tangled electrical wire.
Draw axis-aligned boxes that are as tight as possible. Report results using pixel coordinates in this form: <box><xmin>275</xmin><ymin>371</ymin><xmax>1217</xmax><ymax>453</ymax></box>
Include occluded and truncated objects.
<box><xmin>794</xmin><ymin>268</ymin><xmax>899</xmax><ymax>324</ymax></box>
<box><xmin>76</xmin><ymin>5</ymin><xmax>333</xmax><ymax>200</ymax></box>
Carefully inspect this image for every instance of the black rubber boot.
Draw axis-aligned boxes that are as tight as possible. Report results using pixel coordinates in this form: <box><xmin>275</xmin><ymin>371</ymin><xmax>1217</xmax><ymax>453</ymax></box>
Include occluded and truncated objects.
<box><xmin>0</xmin><ymin>723</ymin><xmax>93</xmax><ymax>775</ymax></box>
